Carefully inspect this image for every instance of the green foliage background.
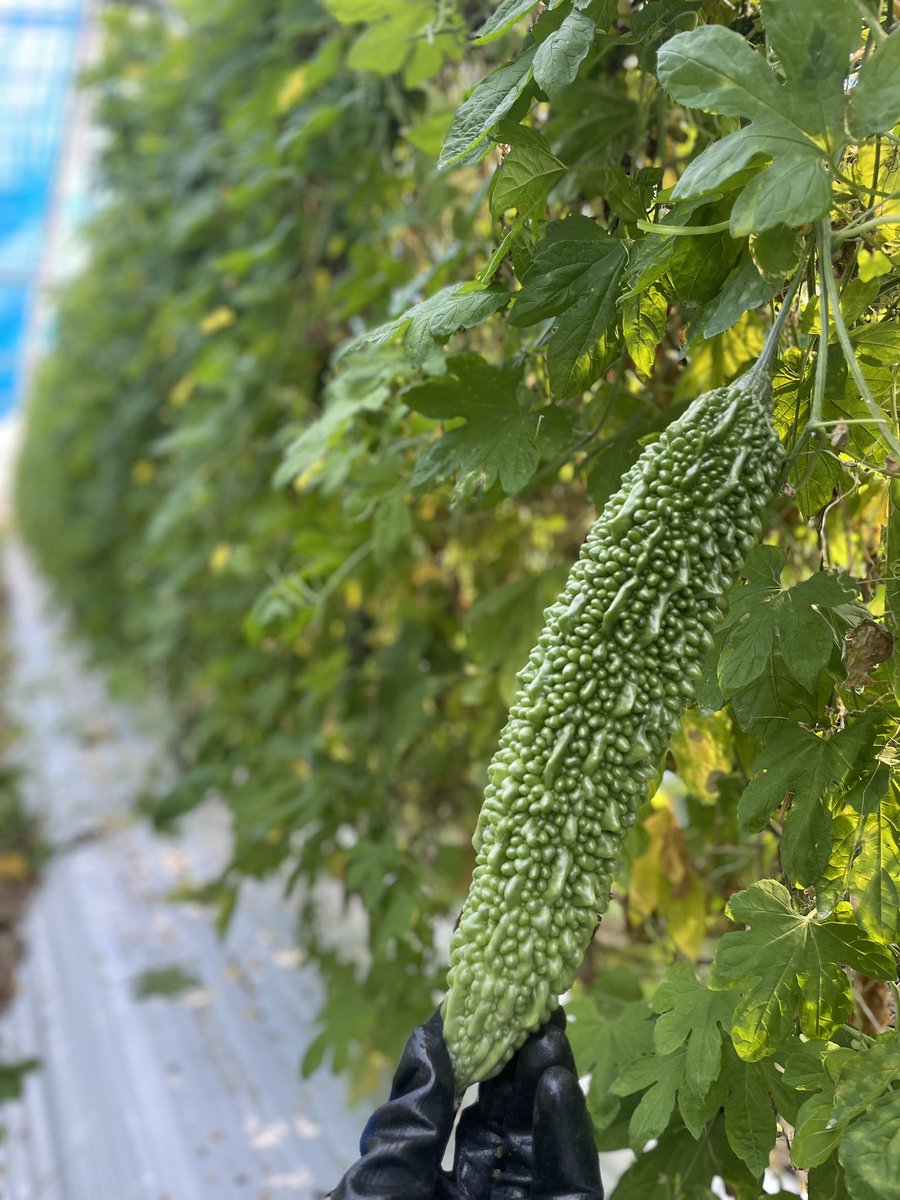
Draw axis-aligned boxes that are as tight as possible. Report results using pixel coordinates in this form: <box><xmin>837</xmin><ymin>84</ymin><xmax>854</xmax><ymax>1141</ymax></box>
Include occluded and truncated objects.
<box><xmin>15</xmin><ymin>0</ymin><xmax>900</xmax><ymax>1193</ymax></box>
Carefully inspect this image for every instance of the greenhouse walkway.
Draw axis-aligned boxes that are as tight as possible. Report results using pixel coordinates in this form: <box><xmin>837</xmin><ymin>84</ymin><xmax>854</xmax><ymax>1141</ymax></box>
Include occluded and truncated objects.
<box><xmin>0</xmin><ymin>536</ymin><xmax>369</xmax><ymax>1199</ymax></box>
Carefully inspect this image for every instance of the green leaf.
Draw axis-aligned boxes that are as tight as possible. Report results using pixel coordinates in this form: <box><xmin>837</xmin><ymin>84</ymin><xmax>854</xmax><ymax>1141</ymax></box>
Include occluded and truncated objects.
<box><xmin>887</xmin><ymin>478</ymin><xmax>900</xmax><ymax>704</ymax></box>
<box><xmin>321</xmin><ymin>0</ymin><xmax>386</xmax><ymax>21</ymax></box>
<box><xmin>783</xmin><ymin>1039</ymin><xmax>842</xmax><ymax>1094</ymax></box>
<box><xmin>722</xmin><ymin>1053</ymin><xmax>778</xmax><ymax>1178</ymax></box>
<box><xmin>625</xmin><ymin>194</ymin><xmax>723</xmax><ymax>294</ymax></box>
<box><xmin>627</xmin><ymin>0</ymin><xmax>705</xmax><ymax>64</ymax></box>
<box><xmin>592</xmin><ymin>165</ymin><xmax>661</xmax><ymax>227</ymax></box>
<box><xmin>830</xmin><ymin>1035</ymin><xmax>900</xmax><ymax>1130</ymax></box>
<box><xmin>657</xmin><ymin>26</ymin><xmax>785</xmax><ymax>120</ymax></box>
<box><xmin>568</xmin><ymin>993</ymin><xmax>654</xmax><ymax>1137</ymax></box>
<box><xmin>807</xmin><ymin>1157</ymin><xmax>849</xmax><ymax>1200</ymax></box>
<box><xmin>851</xmin><ymin>320</ymin><xmax>900</xmax><ymax>400</ymax></box>
<box><xmin>346</xmin><ymin>3</ymin><xmax>433</xmax><ymax>75</ymax></box>
<box><xmin>858</xmin><ymin>248</ymin><xmax>892</xmax><ymax>283</ymax></box>
<box><xmin>693</xmin><ymin>255</ymin><xmax>779</xmax><ymax>340</ymax></box>
<box><xmin>751</xmin><ymin>224</ymin><xmax>801</xmax><ymax>282</ymax></box>
<box><xmin>738</xmin><ymin>713</ymin><xmax>881</xmax><ymax>885</ymax></box>
<box><xmin>533</xmin><ymin>10</ymin><xmax>595</xmax><ymax>95</ymax></box>
<box><xmin>793</xmin><ymin>1094</ymin><xmax>844</xmax><ymax>1168</ymax></box>
<box><xmin>490</xmin><ymin>128</ymin><xmax>565</xmax><ymax>217</ymax></box>
<box><xmin>789</xmin><ymin>1038</ymin><xmax>900</xmax><ymax>1177</ymax></box>
<box><xmin>546</xmin><ymin>299</ymin><xmax>620</xmax><ymax>398</ymax></box>
<box><xmin>404</xmin><ymin>354</ymin><xmax>565</xmax><ymax>494</ymax></box>
<box><xmin>511</xmin><ymin>215</ymin><xmax>626</xmax><ymax>396</ymax></box>
<box><xmin>760</xmin><ymin>0</ymin><xmax>858</xmax><ymax>137</ymax></box>
<box><xmin>657</xmin><ymin>24</ymin><xmax>839</xmax><ymax>233</ymax></box>
<box><xmin>623</xmin><ymin>284</ymin><xmax>667</xmax><ymax>379</ymax></box>
<box><xmin>510</xmin><ymin>215</ymin><xmax>621</xmax><ymax>324</ymax></box>
<box><xmin>301</xmin><ymin>1029</ymin><xmax>330</xmax><ymax>1077</ymax></box>
<box><xmin>819</xmin><ymin>776</ymin><xmax>900</xmax><ymax>944</ymax></box>
<box><xmin>775</xmin><ymin>574</ymin><xmax>860</xmax><ymax>688</ymax></box>
<box><xmin>438</xmin><ymin>48</ymin><xmax>536</xmax><ymax>169</ymax></box>
<box><xmin>372</xmin><ymin>493</ymin><xmax>412</xmax><ymax>567</ymax></box>
<box><xmin>652</xmin><ymin>963</ymin><xmax>735</xmax><ymax>1097</ymax></box>
<box><xmin>0</xmin><ymin>1058</ymin><xmax>40</xmax><ymax>1103</ymax></box>
<box><xmin>718</xmin><ymin>561</ymin><xmax>857</xmax><ymax>693</ymax></box>
<box><xmin>612</xmin><ymin>1048</ymin><xmax>685</xmax><ymax>1149</ymax></box>
<box><xmin>840</xmin><ymin>1088</ymin><xmax>900</xmax><ymax>1200</ymax></box>
<box><xmin>711</xmin><ymin>879</ymin><xmax>895</xmax><ymax>1060</ymax></box>
<box><xmin>132</xmin><ymin>964</ymin><xmax>202</xmax><ymax>999</ymax></box>
<box><xmin>337</xmin><ymin>284</ymin><xmax>510</xmax><ymax>366</ymax></box>
<box><xmin>276</xmin><ymin>350</ymin><xmax>404</xmax><ymax>486</ymax></box>
<box><xmin>730</xmin><ymin>153</ymin><xmax>833</xmax><ymax>241</ymax></box>
<box><xmin>472</xmin><ymin>0</ymin><xmax>540</xmax><ymax>45</ymax></box>
<box><xmin>848</xmin><ymin>27</ymin><xmax>900</xmax><ymax>137</ymax></box>
<box><xmin>612</xmin><ymin>1117</ymin><xmax>759</xmax><ymax>1200</ymax></box>
<box><xmin>344</xmin><ymin>833</ymin><xmax>407</xmax><ymax>908</ymax></box>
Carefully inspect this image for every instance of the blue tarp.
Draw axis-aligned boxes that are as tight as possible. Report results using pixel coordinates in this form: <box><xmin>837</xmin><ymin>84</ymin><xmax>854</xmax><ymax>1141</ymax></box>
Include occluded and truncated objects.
<box><xmin>0</xmin><ymin>1</ymin><xmax>84</xmax><ymax>415</ymax></box>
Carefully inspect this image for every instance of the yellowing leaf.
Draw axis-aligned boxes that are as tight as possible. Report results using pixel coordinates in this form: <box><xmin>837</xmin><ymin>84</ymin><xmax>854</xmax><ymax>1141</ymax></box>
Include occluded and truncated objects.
<box><xmin>168</xmin><ymin>376</ymin><xmax>195</xmax><ymax>407</ymax></box>
<box><xmin>628</xmin><ymin>806</ymin><xmax>707</xmax><ymax>958</ymax></box>
<box><xmin>199</xmin><ymin>306</ymin><xmax>236</xmax><ymax>334</ymax></box>
<box><xmin>344</xmin><ymin>579</ymin><xmax>363</xmax><ymax>611</ymax></box>
<box><xmin>131</xmin><ymin>459</ymin><xmax>156</xmax><ymax>484</ymax></box>
<box><xmin>858</xmin><ymin>248</ymin><xmax>892</xmax><ymax>282</ymax></box>
<box><xmin>277</xmin><ymin>67</ymin><xmax>307</xmax><ymax>113</ymax></box>
<box><xmin>0</xmin><ymin>851</ymin><xmax>30</xmax><ymax>881</ymax></box>
<box><xmin>292</xmin><ymin>460</ymin><xmax>325</xmax><ymax>492</ymax></box>
<box><xmin>208</xmin><ymin>543</ymin><xmax>232</xmax><ymax>573</ymax></box>
<box><xmin>671</xmin><ymin>710</ymin><xmax>732</xmax><ymax>802</ymax></box>
<box><xmin>664</xmin><ymin>882</ymin><xmax>708</xmax><ymax>961</ymax></box>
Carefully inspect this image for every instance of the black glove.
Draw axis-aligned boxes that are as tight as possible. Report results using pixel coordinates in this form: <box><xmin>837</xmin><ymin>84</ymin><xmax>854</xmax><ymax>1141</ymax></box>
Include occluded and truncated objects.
<box><xmin>330</xmin><ymin>1007</ymin><xmax>603</xmax><ymax>1200</ymax></box>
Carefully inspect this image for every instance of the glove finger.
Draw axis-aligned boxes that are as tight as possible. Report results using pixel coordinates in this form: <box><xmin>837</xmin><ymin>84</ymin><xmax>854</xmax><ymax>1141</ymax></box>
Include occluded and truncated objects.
<box><xmin>470</xmin><ymin>1008</ymin><xmax>570</xmax><ymax>1137</ymax></box>
<box><xmin>453</xmin><ymin>1010</ymin><xmax>574</xmax><ymax>1200</ymax></box>
<box><xmin>450</xmin><ymin>1103</ymin><xmax>504</xmax><ymax>1200</ymax></box>
<box><xmin>486</xmin><ymin>1026</ymin><xmax>574</xmax><ymax>1199</ymax></box>
<box><xmin>332</xmin><ymin>1009</ymin><xmax>456</xmax><ymax>1199</ymax></box>
<box><xmin>507</xmin><ymin>1028</ymin><xmax>575</xmax><ymax>1135</ymax></box>
<box><xmin>531</xmin><ymin>1065</ymin><xmax>603</xmax><ymax>1200</ymax></box>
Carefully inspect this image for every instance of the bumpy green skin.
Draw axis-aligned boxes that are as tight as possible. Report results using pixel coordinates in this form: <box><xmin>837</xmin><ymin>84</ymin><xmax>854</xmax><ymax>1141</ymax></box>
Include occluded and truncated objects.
<box><xmin>442</xmin><ymin>374</ymin><xmax>783</xmax><ymax>1091</ymax></box>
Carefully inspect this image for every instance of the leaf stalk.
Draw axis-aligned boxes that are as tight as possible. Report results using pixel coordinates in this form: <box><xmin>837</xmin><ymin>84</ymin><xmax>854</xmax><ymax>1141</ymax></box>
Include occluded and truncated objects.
<box><xmin>815</xmin><ymin>219</ymin><xmax>900</xmax><ymax>459</ymax></box>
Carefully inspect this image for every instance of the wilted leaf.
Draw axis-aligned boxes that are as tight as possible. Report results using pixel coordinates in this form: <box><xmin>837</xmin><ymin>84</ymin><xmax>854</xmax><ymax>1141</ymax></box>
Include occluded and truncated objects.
<box><xmin>842</xmin><ymin>619</ymin><xmax>894</xmax><ymax>688</ymax></box>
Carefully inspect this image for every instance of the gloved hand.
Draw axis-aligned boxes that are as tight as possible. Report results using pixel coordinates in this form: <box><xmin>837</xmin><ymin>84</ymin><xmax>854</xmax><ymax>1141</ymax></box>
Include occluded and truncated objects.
<box><xmin>330</xmin><ymin>1007</ymin><xmax>603</xmax><ymax>1199</ymax></box>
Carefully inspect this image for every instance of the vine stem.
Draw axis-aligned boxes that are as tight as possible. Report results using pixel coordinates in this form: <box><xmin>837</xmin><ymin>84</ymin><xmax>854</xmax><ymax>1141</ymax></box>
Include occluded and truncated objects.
<box><xmin>811</xmin><ymin>223</ymin><xmax>830</xmax><ymax>428</ymax></box>
<box><xmin>814</xmin><ymin>218</ymin><xmax>900</xmax><ymax>460</ymax></box>
<box><xmin>834</xmin><ymin>214</ymin><xmax>900</xmax><ymax>243</ymax></box>
<box><xmin>857</xmin><ymin>0</ymin><xmax>887</xmax><ymax>42</ymax></box>
<box><xmin>635</xmin><ymin>218</ymin><xmax>732</xmax><ymax>237</ymax></box>
<box><xmin>735</xmin><ymin>243</ymin><xmax>810</xmax><ymax>394</ymax></box>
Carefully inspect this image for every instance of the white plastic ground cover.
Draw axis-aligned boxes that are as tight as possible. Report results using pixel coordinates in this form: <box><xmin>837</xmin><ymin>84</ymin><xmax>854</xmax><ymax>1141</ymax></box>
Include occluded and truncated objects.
<box><xmin>0</xmin><ymin>536</ymin><xmax>728</xmax><ymax>1199</ymax></box>
<box><xmin>0</xmin><ymin>538</ymin><xmax>371</xmax><ymax>1198</ymax></box>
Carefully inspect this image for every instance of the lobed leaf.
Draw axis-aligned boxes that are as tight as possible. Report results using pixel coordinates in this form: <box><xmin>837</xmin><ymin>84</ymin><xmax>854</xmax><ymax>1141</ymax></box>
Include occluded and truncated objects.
<box><xmin>712</xmin><ymin>880</ymin><xmax>895</xmax><ymax>1060</ymax></box>
<box><xmin>848</xmin><ymin>27</ymin><xmax>900</xmax><ymax>137</ymax></box>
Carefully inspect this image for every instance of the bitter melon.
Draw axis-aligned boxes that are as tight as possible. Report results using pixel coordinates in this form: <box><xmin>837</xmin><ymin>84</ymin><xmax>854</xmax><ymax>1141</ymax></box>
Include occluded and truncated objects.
<box><xmin>442</xmin><ymin>329</ymin><xmax>789</xmax><ymax>1092</ymax></box>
